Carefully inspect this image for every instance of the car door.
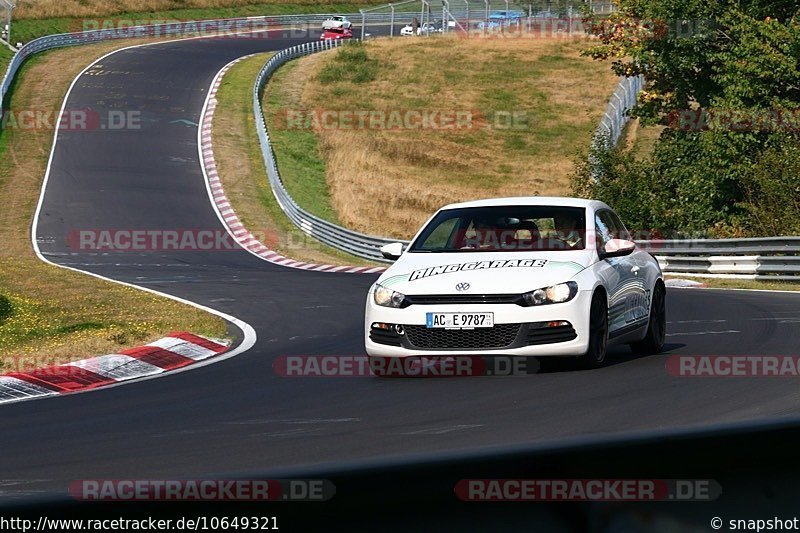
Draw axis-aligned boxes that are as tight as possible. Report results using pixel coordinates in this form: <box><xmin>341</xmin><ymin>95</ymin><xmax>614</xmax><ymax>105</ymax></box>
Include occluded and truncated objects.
<box><xmin>606</xmin><ymin>210</ymin><xmax>651</xmax><ymax>328</ymax></box>
<box><xmin>595</xmin><ymin>210</ymin><xmax>648</xmax><ymax>336</ymax></box>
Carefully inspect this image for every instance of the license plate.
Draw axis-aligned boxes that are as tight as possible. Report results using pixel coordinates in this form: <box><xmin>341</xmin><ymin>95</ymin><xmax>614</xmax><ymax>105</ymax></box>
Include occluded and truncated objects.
<box><xmin>425</xmin><ymin>312</ymin><xmax>494</xmax><ymax>329</ymax></box>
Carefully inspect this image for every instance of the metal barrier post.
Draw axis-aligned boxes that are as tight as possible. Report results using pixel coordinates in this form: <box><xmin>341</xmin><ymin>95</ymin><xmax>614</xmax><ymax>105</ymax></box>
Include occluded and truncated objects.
<box><xmin>360</xmin><ymin>11</ymin><xmax>366</xmax><ymax>40</ymax></box>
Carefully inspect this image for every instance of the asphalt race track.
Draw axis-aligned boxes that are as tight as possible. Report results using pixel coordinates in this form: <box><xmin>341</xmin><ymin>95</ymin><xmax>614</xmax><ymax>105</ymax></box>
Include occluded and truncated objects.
<box><xmin>2</xmin><ymin>29</ymin><xmax>800</xmax><ymax>501</ymax></box>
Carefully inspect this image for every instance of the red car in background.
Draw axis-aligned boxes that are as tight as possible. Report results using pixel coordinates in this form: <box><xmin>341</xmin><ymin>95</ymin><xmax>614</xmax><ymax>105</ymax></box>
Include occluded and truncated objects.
<box><xmin>320</xmin><ymin>27</ymin><xmax>353</xmax><ymax>40</ymax></box>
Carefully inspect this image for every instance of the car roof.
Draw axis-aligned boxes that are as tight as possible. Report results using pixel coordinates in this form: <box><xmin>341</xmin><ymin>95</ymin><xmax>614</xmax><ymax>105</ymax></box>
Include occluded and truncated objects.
<box><xmin>439</xmin><ymin>196</ymin><xmax>609</xmax><ymax>211</ymax></box>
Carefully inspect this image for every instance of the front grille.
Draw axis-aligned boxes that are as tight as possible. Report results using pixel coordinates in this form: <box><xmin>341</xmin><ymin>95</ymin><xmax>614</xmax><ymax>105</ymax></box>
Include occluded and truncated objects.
<box><xmin>404</xmin><ymin>324</ymin><xmax>521</xmax><ymax>350</ymax></box>
<box><xmin>526</xmin><ymin>323</ymin><xmax>577</xmax><ymax>345</ymax></box>
<box><xmin>401</xmin><ymin>294</ymin><xmax>522</xmax><ymax>307</ymax></box>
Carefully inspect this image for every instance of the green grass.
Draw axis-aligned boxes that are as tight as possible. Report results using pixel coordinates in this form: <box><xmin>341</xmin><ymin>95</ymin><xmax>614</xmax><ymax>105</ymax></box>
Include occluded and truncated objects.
<box><xmin>263</xmin><ymin>58</ymin><xmax>340</xmax><ymax>224</ymax></box>
<box><xmin>0</xmin><ymin>45</ymin><xmax>13</xmax><ymax>84</ymax></box>
<box><xmin>11</xmin><ymin>3</ymin><xmax>382</xmax><ymax>44</ymax></box>
<box><xmin>317</xmin><ymin>42</ymin><xmax>379</xmax><ymax>84</ymax></box>
<box><xmin>215</xmin><ymin>54</ymin><xmax>373</xmax><ymax>265</ymax></box>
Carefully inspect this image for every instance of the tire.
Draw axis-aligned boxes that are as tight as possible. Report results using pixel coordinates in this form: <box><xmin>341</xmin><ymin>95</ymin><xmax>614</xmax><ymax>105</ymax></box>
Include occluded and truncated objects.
<box><xmin>630</xmin><ymin>281</ymin><xmax>667</xmax><ymax>355</ymax></box>
<box><xmin>577</xmin><ymin>292</ymin><xmax>609</xmax><ymax>369</ymax></box>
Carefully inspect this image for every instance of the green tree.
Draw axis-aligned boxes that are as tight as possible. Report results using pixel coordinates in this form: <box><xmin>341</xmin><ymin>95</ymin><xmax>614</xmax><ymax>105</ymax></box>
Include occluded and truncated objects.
<box><xmin>583</xmin><ymin>1</ymin><xmax>800</xmax><ymax>120</ymax></box>
<box><xmin>576</xmin><ymin>0</ymin><xmax>800</xmax><ymax>236</ymax></box>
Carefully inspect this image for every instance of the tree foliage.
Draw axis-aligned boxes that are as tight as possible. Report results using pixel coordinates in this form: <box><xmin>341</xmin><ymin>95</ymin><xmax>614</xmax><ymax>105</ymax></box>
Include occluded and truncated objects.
<box><xmin>583</xmin><ymin>0</ymin><xmax>800</xmax><ymax>120</ymax></box>
<box><xmin>575</xmin><ymin>0</ymin><xmax>800</xmax><ymax>236</ymax></box>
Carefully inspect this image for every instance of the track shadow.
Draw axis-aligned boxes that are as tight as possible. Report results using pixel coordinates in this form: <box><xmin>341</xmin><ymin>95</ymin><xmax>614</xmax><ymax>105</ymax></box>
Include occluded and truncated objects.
<box><xmin>535</xmin><ymin>342</ymin><xmax>686</xmax><ymax>373</ymax></box>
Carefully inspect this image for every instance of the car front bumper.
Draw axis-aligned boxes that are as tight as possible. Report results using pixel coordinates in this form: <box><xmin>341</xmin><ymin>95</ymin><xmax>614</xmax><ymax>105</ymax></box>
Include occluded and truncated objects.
<box><xmin>364</xmin><ymin>289</ymin><xmax>592</xmax><ymax>357</ymax></box>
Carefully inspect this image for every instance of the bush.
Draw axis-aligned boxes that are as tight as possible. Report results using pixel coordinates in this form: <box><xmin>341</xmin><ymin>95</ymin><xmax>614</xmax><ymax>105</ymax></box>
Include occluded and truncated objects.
<box><xmin>317</xmin><ymin>42</ymin><xmax>379</xmax><ymax>85</ymax></box>
<box><xmin>739</xmin><ymin>139</ymin><xmax>800</xmax><ymax>236</ymax></box>
<box><xmin>0</xmin><ymin>294</ymin><xmax>13</xmax><ymax>324</ymax></box>
<box><xmin>572</xmin><ymin>128</ymin><xmax>800</xmax><ymax>238</ymax></box>
<box><xmin>572</xmin><ymin>139</ymin><xmax>668</xmax><ymax>234</ymax></box>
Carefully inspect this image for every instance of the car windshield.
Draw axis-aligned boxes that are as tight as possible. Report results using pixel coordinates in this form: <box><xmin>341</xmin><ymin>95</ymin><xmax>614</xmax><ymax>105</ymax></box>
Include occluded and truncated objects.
<box><xmin>409</xmin><ymin>205</ymin><xmax>586</xmax><ymax>252</ymax></box>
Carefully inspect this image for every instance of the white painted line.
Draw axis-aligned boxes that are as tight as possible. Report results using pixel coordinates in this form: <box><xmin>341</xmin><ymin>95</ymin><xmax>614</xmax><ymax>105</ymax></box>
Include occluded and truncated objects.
<box><xmin>666</xmin><ymin>330</ymin><xmax>742</xmax><ymax>337</ymax></box>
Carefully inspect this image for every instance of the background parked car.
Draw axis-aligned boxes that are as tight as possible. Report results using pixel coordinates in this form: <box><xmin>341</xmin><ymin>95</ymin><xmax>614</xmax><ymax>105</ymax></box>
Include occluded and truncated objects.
<box><xmin>400</xmin><ymin>24</ymin><xmax>417</xmax><ymax>36</ymax></box>
<box><xmin>477</xmin><ymin>10</ymin><xmax>525</xmax><ymax>30</ymax></box>
<box><xmin>400</xmin><ymin>22</ymin><xmax>441</xmax><ymax>36</ymax></box>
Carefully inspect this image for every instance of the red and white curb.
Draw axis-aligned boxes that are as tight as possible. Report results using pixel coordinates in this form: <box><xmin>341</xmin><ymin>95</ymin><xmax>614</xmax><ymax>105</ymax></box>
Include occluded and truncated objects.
<box><xmin>0</xmin><ymin>333</ymin><xmax>229</xmax><ymax>405</ymax></box>
<box><xmin>199</xmin><ymin>57</ymin><xmax>386</xmax><ymax>275</ymax></box>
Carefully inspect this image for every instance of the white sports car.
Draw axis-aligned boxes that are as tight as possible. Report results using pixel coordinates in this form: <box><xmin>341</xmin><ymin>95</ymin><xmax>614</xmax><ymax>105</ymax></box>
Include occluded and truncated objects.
<box><xmin>364</xmin><ymin>197</ymin><xmax>666</xmax><ymax>368</ymax></box>
<box><xmin>321</xmin><ymin>16</ymin><xmax>352</xmax><ymax>30</ymax></box>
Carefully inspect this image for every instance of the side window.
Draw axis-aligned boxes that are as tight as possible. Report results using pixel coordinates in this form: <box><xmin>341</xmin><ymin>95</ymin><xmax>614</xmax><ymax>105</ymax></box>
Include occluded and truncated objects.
<box><xmin>607</xmin><ymin>211</ymin><xmax>632</xmax><ymax>241</ymax></box>
<box><xmin>594</xmin><ymin>211</ymin><xmax>618</xmax><ymax>253</ymax></box>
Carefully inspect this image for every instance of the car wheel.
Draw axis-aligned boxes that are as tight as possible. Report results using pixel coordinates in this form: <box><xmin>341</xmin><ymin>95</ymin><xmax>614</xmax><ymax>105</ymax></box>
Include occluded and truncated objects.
<box><xmin>630</xmin><ymin>281</ymin><xmax>666</xmax><ymax>355</ymax></box>
<box><xmin>578</xmin><ymin>292</ymin><xmax>608</xmax><ymax>369</ymax></box>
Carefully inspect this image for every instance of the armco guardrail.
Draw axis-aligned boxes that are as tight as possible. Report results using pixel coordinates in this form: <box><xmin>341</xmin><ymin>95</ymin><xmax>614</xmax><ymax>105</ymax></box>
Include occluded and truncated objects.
<box><xmin>254</xmin><ymin>39</ymin><xmax>408</xmax><ymax>263</ymax></box>
<box><xmin>638</xmin><ymin>237</ymin><xmax>800</xmax><ymax>280</ymax></box>
<box><xmin>593</xmin><ymin>74</ymin><xmax>644</xmax><ymax>149</ymax></box>
<box><xmin>637</xmin><ymin>237</ymin><xmax>800</xmax><ymax>256</ymax></box>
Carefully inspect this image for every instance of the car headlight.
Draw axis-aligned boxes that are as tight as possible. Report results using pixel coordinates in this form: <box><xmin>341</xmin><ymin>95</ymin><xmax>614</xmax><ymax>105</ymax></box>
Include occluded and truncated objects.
<box><xmin>521</xmin><ymin>281</ymin><xmax>578</xmax><ymax>306</ymax></box>
<box><xmin>373</xmin><ymin>284</ymin><xmax>406</xmax><ymax>308</ymax></box>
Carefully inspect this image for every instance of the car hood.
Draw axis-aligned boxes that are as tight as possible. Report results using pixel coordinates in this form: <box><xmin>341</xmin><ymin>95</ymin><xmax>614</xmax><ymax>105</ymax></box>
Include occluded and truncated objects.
<box><xmin>376</xmin><ymin>251</ymin><xmax>593</xmax><ymax>295</ymax></box>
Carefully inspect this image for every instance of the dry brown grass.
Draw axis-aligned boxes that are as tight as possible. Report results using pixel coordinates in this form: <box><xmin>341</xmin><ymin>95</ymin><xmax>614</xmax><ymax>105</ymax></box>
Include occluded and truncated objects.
<box><xmin>213</xmin><ymin>54</ymin><xmax>374</xmax><ymax>265</ymax></box>
<box><xmin>0</xmin><ymin>36</ymin><xmax>227</xmax><ymax>368</ymax></box>
<box><xmin>14</xmin><ymin>0</ymin><xmax>374</xmax><ymax>19</ymax></box>
<box><xmin>288</xmin><ymin>35</ymin><xmax>619</xmax><ymax>239</ymax></box>
<box><xmin>624</xmin><ymin>117</ymin><xmax>665</xmax><ymax>160</ymax></box>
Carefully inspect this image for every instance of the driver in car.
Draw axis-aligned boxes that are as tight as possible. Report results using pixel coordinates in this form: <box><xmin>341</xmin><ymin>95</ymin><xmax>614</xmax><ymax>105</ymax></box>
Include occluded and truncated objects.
<box><xmin>553</xmin><ymin>213</ymin><xmax>583</xmax><ymax>249</ymax></box>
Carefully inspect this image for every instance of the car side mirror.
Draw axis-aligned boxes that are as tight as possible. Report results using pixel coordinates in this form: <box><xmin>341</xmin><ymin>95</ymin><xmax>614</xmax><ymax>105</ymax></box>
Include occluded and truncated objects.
<box><xmin>380</xmin><ymin>242</ymin><xmax>404</xmax><ymax>261</ymax></box>
<box><xmin>601</xmin><ymin>239</ymin><xmax>636</xmax><ymax>259</ymax></box>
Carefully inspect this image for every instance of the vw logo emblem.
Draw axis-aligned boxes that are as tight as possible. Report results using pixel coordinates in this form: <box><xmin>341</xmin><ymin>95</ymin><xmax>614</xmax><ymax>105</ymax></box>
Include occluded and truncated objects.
<box><xmin>455</xmin><ymin>282</ymin><xmax>470</xmax><ymax>292</ymax></box>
